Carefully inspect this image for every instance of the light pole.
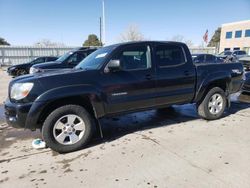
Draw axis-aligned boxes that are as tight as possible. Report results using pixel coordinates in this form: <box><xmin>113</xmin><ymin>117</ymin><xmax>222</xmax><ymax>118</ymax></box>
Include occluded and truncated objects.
<box><xmin>102</xmin><ymin>0</ymin><xmax>106</xmax><ymax>45</ymax></box>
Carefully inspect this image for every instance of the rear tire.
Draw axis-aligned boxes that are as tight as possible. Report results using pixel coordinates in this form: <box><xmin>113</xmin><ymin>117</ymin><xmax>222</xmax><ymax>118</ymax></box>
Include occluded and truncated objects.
<box><xmin>197</xmin><ymin>87</ymin><xmax>227</xmax><ymax>120</ymax></box>
<box><xmin>42</xmin><ymin>105</ymin><xmax>94</xmax><ymax>153</ymax></box>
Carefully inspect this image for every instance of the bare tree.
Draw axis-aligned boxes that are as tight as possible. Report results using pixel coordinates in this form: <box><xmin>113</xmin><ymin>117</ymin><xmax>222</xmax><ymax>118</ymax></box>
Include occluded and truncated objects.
<box><xmin>119</xmin><ymin>25</ymin><xmax>145</xmax><ymax>42</ymax></box>
<box><xmin>171</xmin><ymin>35</ymin><xmax>185</xmax><ymax>42</ymax></box>
<box><xmin>184</xmin><ymin>40</ymin><xmax>194</xmax><ymax>48</ymax></box>
<box><xmin>34</xmin><ymin>39</ymin><xmax>65</xmax><ymax>47</ymax></box>
<box><xmin>170</xmin><ymin>35</ymin><xmax>194</xmax><ymax>47</ymax></box>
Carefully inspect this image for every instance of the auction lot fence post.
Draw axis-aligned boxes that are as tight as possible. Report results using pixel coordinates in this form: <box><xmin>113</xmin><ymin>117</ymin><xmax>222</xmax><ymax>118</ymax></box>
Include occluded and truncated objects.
<box><xmin>0</xmin><ymin>46</ymin><xmax>216</xmax><ymax>66</ymax></box>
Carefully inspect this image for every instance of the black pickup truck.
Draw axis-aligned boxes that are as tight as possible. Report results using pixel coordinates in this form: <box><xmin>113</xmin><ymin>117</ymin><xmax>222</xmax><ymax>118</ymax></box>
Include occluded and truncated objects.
<box><xmin>5</xmin><ymin>41</ymin><xmax>244</xmax><ymax>153</ymax></box>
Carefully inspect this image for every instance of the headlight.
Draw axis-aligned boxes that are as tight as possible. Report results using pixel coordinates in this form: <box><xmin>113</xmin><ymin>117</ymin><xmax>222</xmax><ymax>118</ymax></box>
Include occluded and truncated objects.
<box><xmin>9</xmin><ymin>67</ymin><xmax>16</xmax><ymax>71</ymax></box>
<box><xmin>11</xmin><ymin>83</ymin><xmax>34</xmax><ymax>100</ymax></box>
<box><xmin>29</xmin><ymin>67</ymin><xmax>40</xmax><ymax>74</ymax></box>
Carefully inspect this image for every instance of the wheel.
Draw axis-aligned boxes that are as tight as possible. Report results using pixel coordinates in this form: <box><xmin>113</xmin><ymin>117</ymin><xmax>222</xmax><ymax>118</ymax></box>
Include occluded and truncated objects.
<box><xmin>16</xmin><ymin>69</ymin><xmax>27</xmax><ymax>76</ymax></box>
<box><xmin>197</xmin><ymin>87</ymin><xmax>227</xmax><ymax>120</ymax></box>
<box><xmin>42</xmin><ymin>105</ymin><xmax>94</xmax><ymax>153</ymax></box>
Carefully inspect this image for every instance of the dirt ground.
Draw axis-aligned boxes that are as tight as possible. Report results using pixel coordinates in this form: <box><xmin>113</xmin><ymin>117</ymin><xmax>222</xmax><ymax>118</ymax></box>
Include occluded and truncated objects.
<box><xmin>1</xmin><ymin>69</ymin><xmax>250</xmax><ymax>188</ymax></box>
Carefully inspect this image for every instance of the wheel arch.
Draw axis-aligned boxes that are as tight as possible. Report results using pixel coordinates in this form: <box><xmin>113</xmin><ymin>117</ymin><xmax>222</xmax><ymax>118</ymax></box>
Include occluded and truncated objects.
<box><xmin>25</xmin><ymin>85</ymin><xmax>105</xmax><ymax>130</ymax></box>
<box><xmin>37</xmin><ymin>95</ymin><xmax>96</xmax><ymax>127</ymax></box>
<box><xmin>195</xmin><ymin>74</ymin><xmax>231</xmax><ymax>106</ymax></box>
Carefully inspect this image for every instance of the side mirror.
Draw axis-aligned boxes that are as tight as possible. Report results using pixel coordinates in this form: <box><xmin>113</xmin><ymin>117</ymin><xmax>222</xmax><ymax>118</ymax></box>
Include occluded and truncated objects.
<box><xmin>107</xmin><ymin>60</ymin><xmax>121</xmax><ymax>72</ymax></box>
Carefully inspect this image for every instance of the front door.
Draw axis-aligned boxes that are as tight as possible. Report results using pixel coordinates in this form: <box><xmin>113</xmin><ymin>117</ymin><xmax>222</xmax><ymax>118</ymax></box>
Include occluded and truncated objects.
<box><xmin>102</xmin><ymin>44</ymin><xmax>156</xmax><ymax>114</ymax></box>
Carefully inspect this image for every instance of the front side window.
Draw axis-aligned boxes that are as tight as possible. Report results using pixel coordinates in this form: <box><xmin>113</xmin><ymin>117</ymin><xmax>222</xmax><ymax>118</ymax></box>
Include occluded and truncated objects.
<box><xmin>67</xmin><ymin>52</ymin><xmax>85</xmax><ymax>65</ymax></box>
<box><xmin>56</xmin><ymin>51</ymin><xmax>73</xmax><ymax>62</ymax></box>
<box><xmin>226</xmin><ymin>31</ymin><xmax>232</xmax><ymax>39</ymax></box>
<box><xmin>245</xmin><ymin>29</ymin><xmax>250</xmax><ymax>37</ymax></box>
<box><xmin>47</xmin><ymin>57</ymin><xmax>57</xmax><ymax>61</ymax></box>
<box><xmin>155</xmin><ymin>44</ymin><xmax>185</xmax><ymax>67</ymax></box>
<box><xmin>235</xmin><ymin>30</ymin><xmax>242</xmax><ymax>38</ymax></box>
<box><xmin>117</xmin><ymin>45</ymin><xmax>151</xmax><ymax>71</ymax></box>
<box><xmin>197</xmin><ymin>55</ymin><xmax>205</xmax><ymax>63</ymax></box>
<box><xmin>32</xmin><ymin>57</ymin><xmax>45</xmax><ymax>64</ymax></box>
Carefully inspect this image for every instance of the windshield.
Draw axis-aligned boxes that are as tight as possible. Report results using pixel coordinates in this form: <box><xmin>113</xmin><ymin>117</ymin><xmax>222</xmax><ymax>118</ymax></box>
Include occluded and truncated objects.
<box><xmin>220</xmin><ymin>51</ymin><xmax>232</xmax><ymax>56</ymax></box>
<box><xmin>75</xmin><ymin>46</ymin><xmax>116</xmax><ymax>70</ymax></box>
<box><xmin>56</xmin><ymin>51</ymin><xmax>74</xmax><ymax>62</ymax></box>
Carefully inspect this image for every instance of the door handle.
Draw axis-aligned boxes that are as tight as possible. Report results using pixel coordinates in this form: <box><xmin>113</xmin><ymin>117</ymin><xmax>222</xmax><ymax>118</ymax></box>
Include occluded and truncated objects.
<box><xmin>184</xmin><ymin>71</ymin><xmax>190</xmax><ymax>76</ymax></box>
<box><xmin>145</xmin><ymin>74</ymin><xmax>153</xmax><ymax>80</ymax></box>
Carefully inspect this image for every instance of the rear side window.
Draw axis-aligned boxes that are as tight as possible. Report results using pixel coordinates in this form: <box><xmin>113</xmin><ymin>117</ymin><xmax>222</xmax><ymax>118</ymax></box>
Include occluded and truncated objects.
<box><xmin>117</xmin><ymin>45</ymin><xmax>151</xmax><ymax>71</ymax></box>
<box><xmin>47</xmin><ymin>57</ymin><xmax>57</xmax><ymax>61</ymax></box>
<box><xmin>238</xmin><ymin>51</ymin><xmax>246</xmax><ymax>55</ymax></box>
<box><xmin>155</xmin><ymin>44</ymin><xmax>186</xmax><ymax>67</ymax></box>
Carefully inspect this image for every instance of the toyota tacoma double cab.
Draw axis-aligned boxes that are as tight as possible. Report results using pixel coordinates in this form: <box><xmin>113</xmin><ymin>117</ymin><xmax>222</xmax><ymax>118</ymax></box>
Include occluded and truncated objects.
<box><xmin>5</xmin><ymin>41</ymin><xmax>244</xmax><ymax>153</ymax></box>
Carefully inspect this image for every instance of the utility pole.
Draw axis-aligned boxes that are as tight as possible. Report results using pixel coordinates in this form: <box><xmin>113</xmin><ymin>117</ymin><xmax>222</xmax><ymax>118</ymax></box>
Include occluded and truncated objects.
<box><xmin>99</xmin><ymin>17</ymin><xmax>102</xmax><ymax>44</ymax></box>
<box><xmin>102</xmin><ymin>0</ymin><xmax>106</xmax><ymax>45</ymax></box>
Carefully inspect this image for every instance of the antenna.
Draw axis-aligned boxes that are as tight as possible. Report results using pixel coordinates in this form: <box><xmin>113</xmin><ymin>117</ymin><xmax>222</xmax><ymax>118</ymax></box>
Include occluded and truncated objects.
<box><xmin>102</xmin><ymin>0</ymin><xmax>106</xmax><ymax>45</ymax></box>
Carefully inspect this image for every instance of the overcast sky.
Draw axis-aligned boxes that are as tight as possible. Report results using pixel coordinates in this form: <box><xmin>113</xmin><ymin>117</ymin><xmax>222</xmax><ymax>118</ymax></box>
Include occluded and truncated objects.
<box><xmin>0</xmin><ymin>0</ymin><xmax>250</xmax><ymax>46</ymax></box>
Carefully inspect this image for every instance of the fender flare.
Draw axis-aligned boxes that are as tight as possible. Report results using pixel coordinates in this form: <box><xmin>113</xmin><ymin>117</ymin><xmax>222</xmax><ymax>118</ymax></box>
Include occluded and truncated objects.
<box><xmin>25</xmin><ymin>84</ymin><xmax>105</xmax><ymax>129</ymax></box>
<box><xmin>194</xmin><ymin>71</ymin><xmax>231</xmax><ymax>103</ymax></box>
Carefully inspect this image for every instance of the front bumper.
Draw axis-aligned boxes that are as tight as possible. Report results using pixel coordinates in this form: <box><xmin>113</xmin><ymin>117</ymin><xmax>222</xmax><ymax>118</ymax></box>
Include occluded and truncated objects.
<box><xmin>7</xmin><ymin>69</ymin><xmax>16</xmax><ymax>76</ymax></box>
<box><xmin>4</xmin><ymin>99</ymin><xmax>32</xmax><ymax>129</ymax></box>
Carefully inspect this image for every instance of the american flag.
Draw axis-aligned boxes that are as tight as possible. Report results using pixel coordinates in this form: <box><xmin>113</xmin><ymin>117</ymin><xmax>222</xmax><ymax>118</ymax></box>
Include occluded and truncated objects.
<box><xmin>203</xmin><ymin>30</ymin><xmax>208</xmax><ymax>43</ymax></box>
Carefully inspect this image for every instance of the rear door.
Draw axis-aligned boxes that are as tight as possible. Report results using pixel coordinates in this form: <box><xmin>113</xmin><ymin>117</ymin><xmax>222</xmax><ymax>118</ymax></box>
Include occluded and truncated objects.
<box><xmin>102</xmin><ymin>44</ymin><xmax>156</xmax><ymax>114</ymax></box>
<box><xmin>205</xmin><ymin>54</ymin><xmax>216</xmax><ymax>63</ymax></box>
<box><xmin>154</xmin><ymin>43</ymin><xmax>196</xmax><ymax>106</ymax></box>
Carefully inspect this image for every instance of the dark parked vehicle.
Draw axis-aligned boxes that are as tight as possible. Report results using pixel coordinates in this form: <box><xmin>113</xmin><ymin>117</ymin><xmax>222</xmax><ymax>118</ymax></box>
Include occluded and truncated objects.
<box><xmin>192</xmin><ymin>54</ymin><xmax>224</xmax><ymax>64</ymax></box>
<box><xmin>30</xmin><ymin>47</ymin><xmax>98</xmax><ymax>74</ymax></box>
<box><xmin>7</xmin><ymin>56</ymin><xmax>58</xmax><ymax>76</ymax></box>
<box><xmin>242</xmin><ymin>72</ymin><xmax>250</xmax><ymax>93</ymax></box>
<box><xmin>5</xmin><ymin>41</ymin><xmax>244</xmax><ymax>153</ymax></box>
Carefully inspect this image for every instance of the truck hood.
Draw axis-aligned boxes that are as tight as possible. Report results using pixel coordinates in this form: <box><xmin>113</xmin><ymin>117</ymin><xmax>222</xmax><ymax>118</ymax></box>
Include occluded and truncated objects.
<box><xmin>10</xmin><ymin>68</ymin><xmax>99</xmax><ymax>102</ymax></box>
<box><xmin>32</xmin><ymin>61</ymin><xmax>62</xmax><ymax>69</ymax></box>
<box><xmin>13</xmin><ymin>68</ymin><xmax>79</xmax><ymax>83</ymax></box>
<box><xmin>8</xmin><ymin>62</ymin><xmax>30</xmax><ymax>70</ymax></box>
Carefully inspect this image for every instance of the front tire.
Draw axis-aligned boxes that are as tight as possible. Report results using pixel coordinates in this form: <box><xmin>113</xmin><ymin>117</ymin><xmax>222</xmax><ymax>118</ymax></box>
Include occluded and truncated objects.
<box><xmin>42</xmin><ymin>105</ymin><xmax>94</xmax><ymax>153</ymax></box>
<box><xmin>16</xmin><ymin>69</ymin><xmax>27</xmax><ymax>76</ymax></box>
<box><xmin>197</xmin><ymin>87</ymin><xmax>227</xmax><ymax>120</ymax></box>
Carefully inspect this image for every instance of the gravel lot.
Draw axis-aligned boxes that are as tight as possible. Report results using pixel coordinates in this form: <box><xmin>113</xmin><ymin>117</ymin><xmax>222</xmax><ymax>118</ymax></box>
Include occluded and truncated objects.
<box><xmin>0</xmin><ymin>69</ymin><xmax>250</xmax><ymax>188</ymax></box>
